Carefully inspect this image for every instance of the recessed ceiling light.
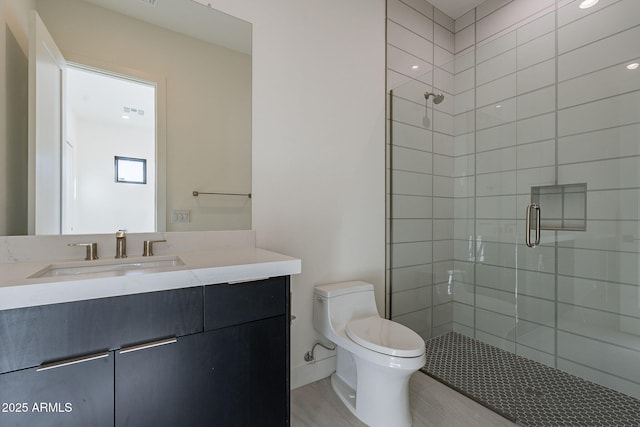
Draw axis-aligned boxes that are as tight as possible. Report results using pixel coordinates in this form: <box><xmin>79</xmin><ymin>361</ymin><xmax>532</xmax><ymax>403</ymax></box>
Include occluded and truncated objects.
<box><xmin>579</xmin><ymin>0</ymin><xmax>599</xmax><ymax>9</ymax></box>
<box><xmin>495</xmin><ymin>104</ymin><xmax>502</xmax><ymax>109</ymax></box>
<box><xmin>122</xmin><ymin>115</ymin><xmax>130</xmax><ymax>119</ymax></box>
<box><xmin>627</xmin><ymin>62</ymin><xmax>639</xmax><ymax>70</ymax></box>
<box><xmin>411</xmin><ymin>65</ymin><xmax>419</xmax><ymax>70</ymax></box>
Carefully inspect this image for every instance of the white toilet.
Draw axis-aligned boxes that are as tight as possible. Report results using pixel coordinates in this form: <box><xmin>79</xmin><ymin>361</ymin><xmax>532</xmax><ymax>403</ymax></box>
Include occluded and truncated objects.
<box><xmin>313</xmin><ymin>281</ymin><xmax>426</xmax><ymax>427</ymax></box>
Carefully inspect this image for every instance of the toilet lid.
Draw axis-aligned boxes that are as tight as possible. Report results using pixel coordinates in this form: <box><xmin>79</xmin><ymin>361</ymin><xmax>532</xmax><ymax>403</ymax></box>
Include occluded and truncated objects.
<box><xmin>345</xmin><ymin>316</ymin><xmax>425</xmax><ymax>358</ymax></box>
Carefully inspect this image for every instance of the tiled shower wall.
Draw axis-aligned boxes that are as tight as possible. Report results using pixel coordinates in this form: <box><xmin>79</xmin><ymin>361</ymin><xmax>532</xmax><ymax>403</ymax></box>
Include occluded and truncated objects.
<box><xmin>386</xmin><ymin>0</ymin><xmax>456</xmax><ymax>340</ymax></box>
<box><xmin>387</xmin><ymin>0</ymin><xmax>640</xmax><ymax>399</ymax></box>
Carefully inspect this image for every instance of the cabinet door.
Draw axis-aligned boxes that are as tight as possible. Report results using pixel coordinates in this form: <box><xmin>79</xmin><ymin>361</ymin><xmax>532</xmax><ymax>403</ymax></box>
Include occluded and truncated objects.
<box><xmin>115</xmin><ymin>329</ymin><xmax>249</xmax><ymax>427</ymax></box>
<box><xmin>0</xmin><ymin>287</ymin><xmax>202</xmax><ymax>374</ymax></box>
<box><xmin>248</xmin><ymin>315</ymin><xmax>289</xmax><ymax>426</ymax></box>
<box><xmin>0</xmin><ymin>352</ymin><xmax>114</xmax><ymax>427</ymax></box>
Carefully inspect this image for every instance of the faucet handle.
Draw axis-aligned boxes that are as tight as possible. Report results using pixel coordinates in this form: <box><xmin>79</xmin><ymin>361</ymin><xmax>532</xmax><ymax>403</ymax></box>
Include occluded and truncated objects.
<box><xmin>142</xmin><ymin>240</ymin><xmax>166</xmax><ymax>257</ymax></box>
<box><xmin>68</xmin><ymin>243</ymin><xmax>99</xmax><ymax>261</ymax></box>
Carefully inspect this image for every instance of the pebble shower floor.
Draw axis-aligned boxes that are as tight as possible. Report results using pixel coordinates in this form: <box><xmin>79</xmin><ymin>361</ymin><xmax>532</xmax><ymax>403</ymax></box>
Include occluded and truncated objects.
<box><xmin>423</xmin><ymin>332</ymin><xmax>640</xmax><ymax>426</ymax></box>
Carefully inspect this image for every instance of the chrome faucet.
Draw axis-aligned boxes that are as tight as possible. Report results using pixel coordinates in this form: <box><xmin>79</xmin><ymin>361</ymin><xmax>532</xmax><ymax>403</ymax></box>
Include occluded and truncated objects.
<box><xmin>115</xmin><ymin>230</ymin><xmax>127</xmax><ymax>259</ymax></box>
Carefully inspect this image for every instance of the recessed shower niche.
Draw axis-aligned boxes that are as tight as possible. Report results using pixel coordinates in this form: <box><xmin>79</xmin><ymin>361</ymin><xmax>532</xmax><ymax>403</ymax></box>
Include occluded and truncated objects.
<box><xmin>530</xmin><ymin>183</ymin><xmax>587</xmax><ymax>231</ymax></box>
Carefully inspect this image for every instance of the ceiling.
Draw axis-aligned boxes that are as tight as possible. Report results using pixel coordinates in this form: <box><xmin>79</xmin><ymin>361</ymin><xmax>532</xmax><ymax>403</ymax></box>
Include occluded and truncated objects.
<box><xmin>429</xmin><ymin>0</ymin><xmax>487</xmax><ymax>19</ymax></box>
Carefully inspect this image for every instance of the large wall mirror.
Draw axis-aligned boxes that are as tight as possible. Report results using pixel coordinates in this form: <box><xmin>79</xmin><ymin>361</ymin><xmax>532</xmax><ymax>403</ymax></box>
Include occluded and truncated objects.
<box><xmin>1</xmin><ymin>0</ymin><xmax>252</xmax><ymax>236</ymax></box>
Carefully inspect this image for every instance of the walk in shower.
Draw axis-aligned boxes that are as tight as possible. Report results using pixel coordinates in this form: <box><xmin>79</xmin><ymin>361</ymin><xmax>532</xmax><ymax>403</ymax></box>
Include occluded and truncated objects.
<box><xmin>386</xmin><ymin>0</ymin><xmax>640</xmax><ymax>424</ymax></box>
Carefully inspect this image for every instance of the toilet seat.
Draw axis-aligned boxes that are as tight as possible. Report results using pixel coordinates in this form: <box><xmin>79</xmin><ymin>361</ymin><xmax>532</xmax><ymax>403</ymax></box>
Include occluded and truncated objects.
<box><xmin>345</xmin><ymin>316</ymin><xmax>425</xmax><ymax>358</ymax></box>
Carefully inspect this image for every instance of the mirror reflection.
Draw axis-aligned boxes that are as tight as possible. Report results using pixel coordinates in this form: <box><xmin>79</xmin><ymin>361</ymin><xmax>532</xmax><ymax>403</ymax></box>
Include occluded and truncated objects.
<box><xmin>1</xmin><ymin>0</ymin><xmax>252</xmax><ymax>236</ymax></box>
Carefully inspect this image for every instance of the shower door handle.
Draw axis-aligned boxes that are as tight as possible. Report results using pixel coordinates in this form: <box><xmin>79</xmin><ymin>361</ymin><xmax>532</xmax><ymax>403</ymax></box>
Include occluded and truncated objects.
<box><xmin>525</xmin><ymin>203</ymin><xmax>541</xmax><ymax>248</ymax></box>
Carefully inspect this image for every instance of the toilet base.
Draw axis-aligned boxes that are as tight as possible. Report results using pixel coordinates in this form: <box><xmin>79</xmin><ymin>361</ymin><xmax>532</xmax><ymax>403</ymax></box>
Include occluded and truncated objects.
<box><xmin>330</xmin><ymin>355</ymin><xmax>416</xmax><ymax>427</ymax></box>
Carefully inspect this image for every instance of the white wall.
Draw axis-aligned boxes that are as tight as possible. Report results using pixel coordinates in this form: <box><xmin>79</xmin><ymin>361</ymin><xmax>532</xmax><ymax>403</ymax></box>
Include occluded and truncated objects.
<box><xmin>197</xmin><ymin>0</ymin><xmax>387</xmax><ymax>388</ymax></box>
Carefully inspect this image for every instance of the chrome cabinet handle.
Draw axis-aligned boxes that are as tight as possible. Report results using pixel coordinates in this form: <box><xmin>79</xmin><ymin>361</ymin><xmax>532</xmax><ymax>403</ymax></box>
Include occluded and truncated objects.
<box><xmin>525</xmin><ymin>203</ymin><xmax>541</xmax><ymax>248</ymax></box>
<box><xmin>37</xmin><ymin>351</ymin><xmax>109</xmax><ymax>372</ymax></box>
<box><xmin>119</xmin><ymin>337</ymin><xmax>177</xmax><ymax>354</ymax></box>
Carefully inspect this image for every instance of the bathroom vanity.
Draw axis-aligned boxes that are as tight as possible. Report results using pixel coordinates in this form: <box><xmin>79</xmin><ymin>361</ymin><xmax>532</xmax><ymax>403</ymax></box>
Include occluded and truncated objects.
<box><xmin>0</xmin><ymin>231</ymin><xmax>301</xmax><ymax>427</ymax></box>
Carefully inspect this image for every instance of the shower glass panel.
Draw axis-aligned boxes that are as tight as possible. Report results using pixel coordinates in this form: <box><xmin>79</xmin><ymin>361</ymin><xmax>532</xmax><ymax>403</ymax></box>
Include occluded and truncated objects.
<box><xmin>387</xmin><ymin>0</ymin><xmax>640</xmax><ymax>404</ymax></box>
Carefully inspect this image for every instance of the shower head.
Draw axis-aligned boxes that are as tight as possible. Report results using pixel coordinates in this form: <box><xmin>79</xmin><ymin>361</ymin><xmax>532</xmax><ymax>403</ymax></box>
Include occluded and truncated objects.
<box><xmin>425</xmin><ymin>92</ymin><xmax>445</xmax><ymax>104</ymax></box>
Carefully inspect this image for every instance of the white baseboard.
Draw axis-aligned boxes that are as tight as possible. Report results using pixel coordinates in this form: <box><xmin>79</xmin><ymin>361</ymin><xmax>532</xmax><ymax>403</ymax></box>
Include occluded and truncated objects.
<box><xmin>291</xmin><ymin>355</ymin><xmax>336</xmax><ymax>390</ymax></box>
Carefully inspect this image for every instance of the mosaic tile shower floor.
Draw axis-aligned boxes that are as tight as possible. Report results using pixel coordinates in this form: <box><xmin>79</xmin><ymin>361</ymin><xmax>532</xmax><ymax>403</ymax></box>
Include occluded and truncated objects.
<box><xmin>423</xmin><ymin>332</ymin><xmax>640</xmax><ymax>426</ymax></box>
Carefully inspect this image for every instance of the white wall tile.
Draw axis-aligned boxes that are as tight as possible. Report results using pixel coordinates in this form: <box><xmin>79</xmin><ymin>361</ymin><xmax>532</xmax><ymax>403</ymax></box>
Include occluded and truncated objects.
<box><xmin>477</xmin><ymin>171</ymin><xmax>517</xmax><ymax>197</ymax></box>
<box><xmin>433</xmin><ymin>7</ymin><xmax>454</xmax><ymax>32</ymax></box>
<box><xmin>588</xmin><ymin>189</ymin><xmax>639</xmax><ymax>220</ymax></box>
<box><xmin>388</xmin><ymin>0</ymin><xmax>434</xmax><ymax>41</ymax></box>
<box><xmin>454</xmin><ymin>24</ymin><xmax>475</xmax><ymax>54</ymax></box>
<box><xmin>392</xmin><ymin>146</ymin><xmax>432</xmax><ymax>174</ymax></box>
<box><xmin>476</xmin><ymin>0</ymin><xmax>555</xmax><ymax>43</ymax></box>
<box><xmin>477</xmin><ymin>49</ymin><xmax>517</xmax><ymax>85</ymax></box>
<box><xmin>392</xmin><ymin>241</ymin><xmax>432</xmax><ymax>268</ymax></box>
<box><xmin>517</xmin><ymin>344</ymin><xmax>555</xmax><ymax>367</ymax></box>
<box><xmin>477</xmin><ymin>31</ymin><xmax>517</xmax><ymax>63</ymax></box>
<box><xmin>517</xmin><ymin>58</ymin><xmax>555</xmax><ymax>95</ymax></box>
<box><xmin>391</xmin><ymin>120</ymin><xmax>433</xmax><ymax>152</ymax></box>
<box><xmin>516</xmin><ymin>113</ymin><xmax>555</xmax><ymax>145</ymax></box>
<box><xmin>517</xmin><ymin>140</ymin><xmax>555</xmax><ymax>169</ymax></box>
<box><xmin>433</xmin><ymin>175</ymin><xmax>453</xmax><ymax>197</ymax></box>
<box><xmin>433</xmin><ymin>282</ymin><xmax>454</xmax><ymax>305</ymax></box>
<box><xmin>516</xmin><ymin>85</ymin><xmax>555</xmax><ymax>120</ymax></box>
<box><xmin>393</xmin><ymin>308</ymin><xmax>432</xmax><ymax>340</ymax></box>
<box><xmin>558</xmin><ymin>124</ymin><xmax>640</xmax><ymax>164</ymax></box>
<box><xmin>558</xmin><ymin>62</ymin><xmax>640</xmax><ymax>109</ymax></box>
<box><xmin>455</xmin><ymin>9</ymin><xmax>475</xmax><ymax>33</ymax></box>
<box><xmin>434</xmin><ymin>68</ymin><xmax>455</xmax><ymax>94</ymax></box>
<box><xmin>517</xmin><ymin>31</ymin><xmax>555</xmax><ymax>71</ymax></box>
<box><xmin>398</xmin><ymin>0</ymin><xmax>433</xmax><ymax>19</ymax></box>
<box><xmin>558</xmin><ymin>91</ymin><xmax>640</xmax><ymax>136</ymax></box>
<box><xmin>476</xmin><ymin>0</ymin><xmax>511</xmax><ymax>21</ymax></box>
<box><xmin>454</xmin><ymin>301</ymin><xmax>475</xmax><ymax>327</ymax></box>
<box><xmin>517</xmin><ymin>321</ymin><xmax>555</xmax><ymax>353</ymax></box>
<box><xmin>477</xmin><ymin>195</ymin><xmax>517</xmax><ymax>219</ymax></box>
<box><xmin>432</xmin><ymin>110</ymin><xmax>454</xmax><ymax>135</ymax></box>
<box><xmin>455</xmin><ymin>111</ymin><xmax>476</xmax><ymax>135</ymax></box>
<box><xmin>559</xmin><ymin>157</ymin><xmax>640</xmax><ymax>191</ymax></box>
<box><xmin>558</xmin><ymin>358</ymin><xmax>640</xmax><ymax>400</ymax></box>
<box><xmin>455</xmin><ymin>89</ymin><xmax>475</xmax><ymax>115</ymax></box>
<box><xmin>477</xmin><ymin>147</ymin><xmax>516</xmax><ymax>174</ymax></box>
<box><xmin>433</xmin><ymin>23</ymin><xmax>454</xmax><ymax>51</ymax></box>
<box><xmin>476</xmin><ymin>98</ymin><xmax>517</xmax><ymax>130</ymax></box>
<box><xmin>392</xmin><ymin>286</ymin><xmax>432</xmax><ymax>316</ymax></box>
<box><xmin>558</xmin><ymin>0</ymin><xmax>640</xmax><ymax>55</ymax></box>
<box><xmin>433</xmin><ymin>153</ymin><xmax>453</xmax><ymax>177</ymax></box>
<box><xmin>477</xmin><ymin>122</ymin><xmax>517</xmax><ymax>152</ymax></box>
<box><xmin>433</xmin><ymin>196</ymin><xmax>453</xmax><ymax>218</ymax></box>
<box><xmin>387</xmin><ymin>45</ymin><xmax>433</xmax><ymax>79</ymax></box>
<box><xmin>558</xmin><ymin>331</ymin><xmax>640</xmax><ymax>384</ymax></box>
<box><xmin>433</xmin><ymin>239</ymin><xmax>453</xmax><ymax>262</ymax></box>
<box><xmin>557</xmin><ymin>0</ymin><xmax>620</xmax><ymax>27</ymax></box>
<box><xmin>391</xmin><ymin>264</ymin><xmax>433</xmax><ymax>292</ymax></box>
<box><xmin>433</xmin><ymin>132</ymin><xmax>454</xmax><ymax>155</ymax></box>
<box><xmin>433</xmin><ymin>219</ymin><xmax>453</xmax><ymax>240</ymax></box>
<box><xmin>516</xmin><ymin>10</ymin><xmax>555</xmax><ymax>46</ymax></box>
<box><xmin>391</xmin><ymin>195</ymin><xmax>432</xmax><ymax>219</ymax></box>
<box><xmin>516</xmin><ymin>166</ymin><xmax>556</xmax><ymax>194</ymax></box>
<box><xmin>477</xmin><ymin>74</ymin><xmax>517</xmax><ymax>108</ymax></box>
<box><xmin>454</xmin><ymin>47</ymin><xmax>475</xmax><ymax>74</ymax></box>
<box><xmin>558</xmin><ymin>26</ymin><xmax>640</xmax><ymax>82</ymax></box>
<box><xmin>387</xmin><ymin>20</ymin><xmax>434</xmax><ymax>64</ymax></box>
<box><xmin>434</xmin><ymin>45</ymin><xmax>455</xmax><ymax>70</ymax></box>
<box><xmin>558</xmin><ymin>247</ymin><xmax>639</xmax><ymax>284</ymax></box>
<box><xmin>454</xmin><ymin>133</ymin><xmax>475</xmax><ymax>156</ymax></box>
<box><xmin>393</xmin><ymin>218</ymin><xmax>432</xmax><ymax>243</ymax></box>
<box><xmin>454</xmin><ymin>67</ymin><xmax>475</xmax><ymax>94</ymax></box>
<box><xmin>454</xmin><ymin>153</ymin><xmax>475</xmax><ymax>177</ymax></box>
<box><xmin>393</xmin><ymin>170</ymin><xmax>432</xmax><ymax>196</ymax></box>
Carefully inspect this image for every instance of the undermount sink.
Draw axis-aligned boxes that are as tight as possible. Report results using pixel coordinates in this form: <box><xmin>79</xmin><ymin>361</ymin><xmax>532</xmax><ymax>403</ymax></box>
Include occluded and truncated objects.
<box><xmin>29</xmin><ymin>256</ymin><xmax>185</xmax><ymax>279</ymax></box>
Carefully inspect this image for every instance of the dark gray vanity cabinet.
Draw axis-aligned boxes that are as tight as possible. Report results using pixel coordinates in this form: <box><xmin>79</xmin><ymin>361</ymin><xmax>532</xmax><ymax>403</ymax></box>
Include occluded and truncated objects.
<box><xmin>0</xmin><ymin>276</ymin><xmax>290</xmax><ymax>427</ymax></box>
<box><xmin>116</xmin><ymin>276</ymin><xmax>290</xmax><ymax>427</ymax></box>
<box><xmin>0</xmin><ymin>352</ymin><xmax>114</xmax><ymax>427</ymax></box>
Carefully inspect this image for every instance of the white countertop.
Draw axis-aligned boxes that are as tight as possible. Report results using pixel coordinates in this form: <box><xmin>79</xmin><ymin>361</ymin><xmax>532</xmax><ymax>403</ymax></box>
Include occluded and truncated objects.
<box><xmin>0</xmin><ymin>247</ymin><xmax>301</xmax><ymax>310</ymax></box>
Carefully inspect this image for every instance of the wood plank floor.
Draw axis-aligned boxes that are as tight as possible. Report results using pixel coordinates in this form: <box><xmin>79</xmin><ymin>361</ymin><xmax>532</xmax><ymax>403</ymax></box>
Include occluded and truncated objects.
<box><xmin>291</xmin><ymin>371</ymin><xmax>517</xmax><ymax>427</ymax></box>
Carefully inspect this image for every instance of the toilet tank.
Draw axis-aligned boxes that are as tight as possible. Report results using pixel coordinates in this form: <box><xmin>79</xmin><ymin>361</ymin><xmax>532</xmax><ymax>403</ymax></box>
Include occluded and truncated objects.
<box><xmin>313</xmin><ymin>281</ymin><xmax>380</xmax><ymax>337</ymax></box>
